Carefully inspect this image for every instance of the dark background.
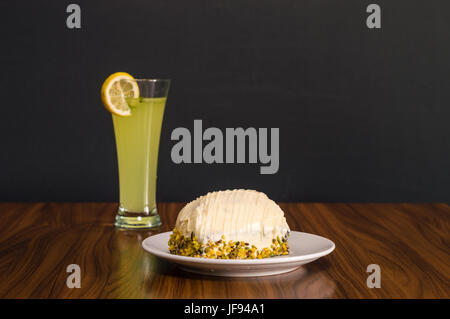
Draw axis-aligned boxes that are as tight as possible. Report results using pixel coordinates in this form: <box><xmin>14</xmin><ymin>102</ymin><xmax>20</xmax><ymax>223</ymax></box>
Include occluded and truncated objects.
<box><xmin>1</xmin><ymin>0</ymin><xmax>449</xmax><ymax>202</ymax></box>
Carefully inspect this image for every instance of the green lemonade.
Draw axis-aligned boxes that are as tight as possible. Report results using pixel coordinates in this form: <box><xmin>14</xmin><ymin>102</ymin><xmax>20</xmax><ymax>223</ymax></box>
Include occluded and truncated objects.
<box><xmin>112</xmin><ymin>97</ymin><xmax>167</xmax><ymax>213</ymax></box>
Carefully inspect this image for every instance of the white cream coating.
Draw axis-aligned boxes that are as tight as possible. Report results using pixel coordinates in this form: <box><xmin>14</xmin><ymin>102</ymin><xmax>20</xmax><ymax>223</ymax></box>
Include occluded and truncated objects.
<box><xmin>175</xmin><ymin>189</ymin><xmax>290</xmax><ymax>249</ymax></box>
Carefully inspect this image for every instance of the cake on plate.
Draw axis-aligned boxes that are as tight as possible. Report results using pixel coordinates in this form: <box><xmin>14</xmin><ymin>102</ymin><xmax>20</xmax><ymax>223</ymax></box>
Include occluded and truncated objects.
<box><xmin>168</xmin><ymin>189</ymin><xmax>290</xmax><ymax>259</ymax></box>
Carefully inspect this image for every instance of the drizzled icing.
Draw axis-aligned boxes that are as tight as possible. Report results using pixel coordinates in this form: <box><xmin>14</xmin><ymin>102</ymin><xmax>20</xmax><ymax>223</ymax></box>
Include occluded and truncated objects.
<box><xmin>175</xmin><ymin>189</ymin><xmax>290</xmax><ymax>249</ymax></box>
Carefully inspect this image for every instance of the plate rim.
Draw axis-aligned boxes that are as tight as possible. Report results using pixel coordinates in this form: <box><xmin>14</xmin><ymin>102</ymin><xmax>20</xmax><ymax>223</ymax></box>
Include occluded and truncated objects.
<box><xmin>142</xmin><ymin>231</ymin><xmax>335</xmax><ymax>265</ymax></box>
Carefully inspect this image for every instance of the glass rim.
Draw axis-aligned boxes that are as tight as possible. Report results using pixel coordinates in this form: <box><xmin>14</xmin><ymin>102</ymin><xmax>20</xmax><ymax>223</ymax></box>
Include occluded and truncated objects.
<box><xmin>127</xmin><ymin>78</ymin><xmax>171</xmax><ymax>82</ymax></box>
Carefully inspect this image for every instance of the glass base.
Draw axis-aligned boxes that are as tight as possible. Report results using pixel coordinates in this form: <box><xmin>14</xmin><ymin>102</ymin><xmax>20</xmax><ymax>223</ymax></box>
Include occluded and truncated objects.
<box><xmin>114</xmin><ymin>206</ymin><xmax>161</xmax><ymax>229</ymax></box>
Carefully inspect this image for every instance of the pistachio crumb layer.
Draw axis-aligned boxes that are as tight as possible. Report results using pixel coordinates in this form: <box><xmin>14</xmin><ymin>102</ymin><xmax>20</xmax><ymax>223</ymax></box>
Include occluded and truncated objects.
<box><xmin>168</xmin><ymin>228</ymin><xmax>289</xmax><ymax>259</ymax></box>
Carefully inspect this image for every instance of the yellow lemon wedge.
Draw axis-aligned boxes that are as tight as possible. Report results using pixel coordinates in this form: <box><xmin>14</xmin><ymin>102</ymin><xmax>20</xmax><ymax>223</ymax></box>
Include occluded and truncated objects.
<box><xmin>101</xmin><ymin>72</ymin><xmax>139</xmax><ymax>117</ymax></box>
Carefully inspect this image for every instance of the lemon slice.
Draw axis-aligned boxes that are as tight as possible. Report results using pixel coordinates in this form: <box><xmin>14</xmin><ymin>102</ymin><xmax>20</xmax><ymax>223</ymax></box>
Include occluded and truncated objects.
<box><xmin>101</xmin><ymin>72</ymin><xmax>139</xmax><ymax>116</ymax></box>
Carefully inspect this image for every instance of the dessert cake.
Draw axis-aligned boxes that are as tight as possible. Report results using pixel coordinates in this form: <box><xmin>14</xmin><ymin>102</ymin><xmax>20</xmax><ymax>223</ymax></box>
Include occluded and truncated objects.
<box><xmin>168</xmin><ymin>189</ymin><xmax>290</xmax><ymax>259</ymax></box>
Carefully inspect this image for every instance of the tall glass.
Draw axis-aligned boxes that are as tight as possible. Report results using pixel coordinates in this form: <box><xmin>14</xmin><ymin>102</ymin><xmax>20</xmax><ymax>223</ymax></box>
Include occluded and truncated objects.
<box><xmin>112</xmin><ymin>79</ymin><xmax>170</xmax><ymax>228</ymax></box>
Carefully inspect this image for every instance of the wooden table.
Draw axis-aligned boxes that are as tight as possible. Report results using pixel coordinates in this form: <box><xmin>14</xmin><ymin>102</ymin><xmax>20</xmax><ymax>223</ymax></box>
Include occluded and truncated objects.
<box><xmin>0</xmin><ymin>202</ymin><xmax>448</xmax><ymax>298</ymax></box>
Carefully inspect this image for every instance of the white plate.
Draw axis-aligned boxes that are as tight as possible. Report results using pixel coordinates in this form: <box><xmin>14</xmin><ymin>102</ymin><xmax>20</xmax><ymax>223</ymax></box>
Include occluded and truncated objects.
<box><xmin>142</xmin><ymin>231</ymin><xmax>335</xmax><ymax>277</ymax></box>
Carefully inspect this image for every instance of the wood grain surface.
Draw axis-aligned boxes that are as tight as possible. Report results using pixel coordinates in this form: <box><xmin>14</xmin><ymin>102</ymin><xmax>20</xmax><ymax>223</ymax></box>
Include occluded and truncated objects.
<box><xmin>0</xmin><ymin>202</ymin><xmax>448</xmax><ymax>298</ymax></box>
